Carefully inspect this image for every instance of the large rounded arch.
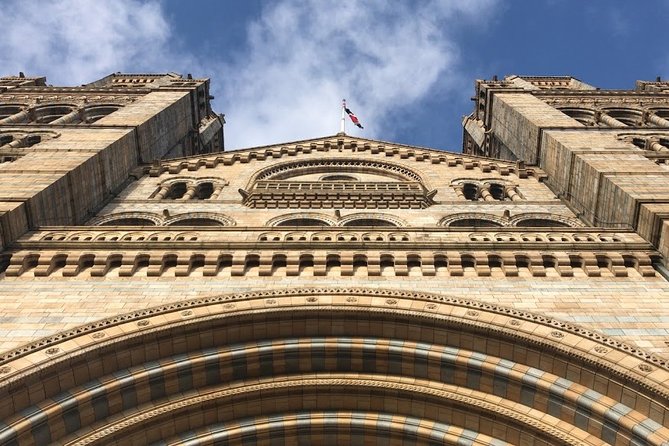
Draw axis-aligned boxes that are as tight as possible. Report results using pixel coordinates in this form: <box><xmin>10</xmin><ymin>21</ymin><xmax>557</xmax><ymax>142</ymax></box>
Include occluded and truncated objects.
<box><xmin>439</xmin><ymin>213</ymin><xmax>508</xmax><ymax>228</ymax></box>
<box><xmin>556</xmin><ymin>107</ymin><xmax>597</xmax><ymax>126</ymax></box>
<box><xmin>90</xmin><ymin>212</ymin><xmax>162</xmax><ymax>226</ymax></box>
<box><xmin>164</xmin><ymin>212</ymin><xmax>235</xmax><ymax>227</ymax></box>
<box><xmin>601</xmin><ymin>107</ymin><xmax>644</xmax><ymax>126</ymax></box>
<box><xmin>0</xmin><ymin>288</ymin><xmax>667</xmax><ymax>446</ymax></box>
<box><xmin>338</xmin><ymin>212</ymin><xmax>407</xmax><ymax>227</ymax></box>
<box><xmin>246</xmin><ymin>158</ymin><xmax>430</xmax><ymax>187</ymax></box>
<box><xmin>267</xmin><ymin>213</ymin><xmax>337</xmax><ymax>227</ymax></box>
<box><xmin>509</xmin><ymin>213</ymin><xmax>582</xmax><ymax>228</ymax></box>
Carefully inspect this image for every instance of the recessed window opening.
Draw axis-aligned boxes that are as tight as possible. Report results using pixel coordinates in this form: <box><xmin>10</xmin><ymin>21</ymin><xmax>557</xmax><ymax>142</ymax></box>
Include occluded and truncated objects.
<box><xmin>489</xmin><ymin>184</ymin><xmax>506</xmax><ymax>200</ymax></box>
<box><xmin>100</xmin><ymin>218</ymin><xmax>156</xmax><ymax>226</ymax></box>
<box><xmin>0</xmin><ymin>105</ymin><xmax>24</xmax><ymax>120</ymax></box>
<box><xmin>167</xmin><ymin>218</ymin><xmax>223</xmax><ymax>226</ymax></box>
<box><xmin>515</xmin><ymin>218</ymin><xmax>569</xmax><ymax>228</ymax></box>
<box><xmin>559</xmin><ymin>108</ymin><xmax>597</xmax><ymax>126</ymax></box>
<box><xmin>277</xmin><ymin>218</ymin><xmax>329</xmax><ymax>226</ymax></box>
<box><xmin>449</xmin><ymin>219</ymin><xmax>502</xmax><ymax>228</ymax></box>
<box><xmin>606</xmin><ymin>109</ymin><xmax>642</xmax><ymax>126</ymax></box>
<box><xmin>196</xmin><ymin>182</ymin><xmax>214</xmax><ymax>199</ymax></box>
<box><xmin>34</xmin><ymin>105</ymin><xmax>75</xmax><ymax>123</ymax></box>
<box><xmin>166</xmin><ymin>182</ymin><xmax>187</xmax><ymax>199</ymax></box>
<box><xmin>83</xmin><ymin>105</ymin><xmax>119</xmax><ymax>123</ymax></box>
<box><xmin>632</xmin><ymin>138</ymin><xmax>647</xmax><ymax>149</ymax></box>
<box><xmin>462</xmin><ymin>183</ymin><xmax>478</xmax><ymax>200</ymax></box>
<box><xmin>343</xmin><ymin>219</ymin><xmax>397</xmax><ymax>227</ymax></box>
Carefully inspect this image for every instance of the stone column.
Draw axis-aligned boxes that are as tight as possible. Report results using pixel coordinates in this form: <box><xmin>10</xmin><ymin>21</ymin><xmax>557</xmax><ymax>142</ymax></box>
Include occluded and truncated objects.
<box><xmin>154</xmin><ymin>185</ymin><xmax>170</xmax><ymax>199</ymax></box>
<box><xmin>3</xmin><ymin>139</ymin><xmax>24</xmax><ymax>149</ymax></box>
<box><xmin>453</xmin><ymin>184</ymin><xmax>465</xmax><ymax>199</ymax></box>
<box><xmin>596</xmin><ymin>112</ymin><xmax>627</xmax><ymax>128</ymax></box>
<box><xmin>480</xmin><ymin>185</ymin><xmax>494</xmax><ymax>201</ymax></box>
<box><xmin>0</xmin><ymin>109</ymin><xmax>30</xmax><ymax>124</ymax></box>
<box><xmin>648</xmin><ymin>138</ymin><xmax>669</xmax><ymax>152</ymax></box>
<box><xmin>211</xmin><ymin>184</ymin><xmax>225</xmax><ymax>199</ymax></box>
<box><xmin>505</xmin><ymin>186</ymin><xmax>522</xmax><ymax>201</ymax></box>
<box><xmin>646</xmin><ymin>112</ymin><xmax>669</xmax><ymax>128</ymax></box>
<box><xmin>50</xmin><ymin>109</ymin><xmax>82</xmax><ymax>125</ymax></box>
<box><xmin>181</xmin><ymin>185</ymin><xmax>197</xmax><ymax>200</ymax></box>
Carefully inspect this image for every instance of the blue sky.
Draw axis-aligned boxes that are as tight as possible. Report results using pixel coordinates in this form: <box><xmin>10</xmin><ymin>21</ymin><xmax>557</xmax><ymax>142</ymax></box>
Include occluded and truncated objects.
<box><xmin>1</xmin><ymin>0</ymin><xmax>668</xmax><ymax>152</ymax></box>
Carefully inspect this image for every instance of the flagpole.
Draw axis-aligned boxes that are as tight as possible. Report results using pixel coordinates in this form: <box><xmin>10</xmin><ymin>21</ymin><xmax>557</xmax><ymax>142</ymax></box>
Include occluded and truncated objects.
<box><xmin>340</xmin><ymin>99</ymin><xmax>346</xmax><ymax>134</ymax></box>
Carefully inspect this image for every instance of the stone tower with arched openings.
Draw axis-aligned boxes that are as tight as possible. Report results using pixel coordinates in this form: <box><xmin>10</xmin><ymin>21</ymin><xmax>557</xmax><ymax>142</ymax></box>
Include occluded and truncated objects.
<box><xmin>0</xmin><ymin>73</ymin><xmax>668</xmax><ymax>445</ymax></box>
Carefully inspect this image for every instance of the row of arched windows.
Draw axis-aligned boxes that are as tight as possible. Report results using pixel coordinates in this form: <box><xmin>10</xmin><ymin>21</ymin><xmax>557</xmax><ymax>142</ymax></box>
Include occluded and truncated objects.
<box><xmin>453</xmin><ymin>181</ymin><xmax>522</xmax><ymax>201</ymax></box>
<box><xmin>0</xmin><ymin>131</ymin><xmax>59</xmax><ymax>149</ymax></box>
<box><xmin>90</xmin><ymin>212</ymin><xmax>579</xmax><ymax>228</ymax></box>
<box><xmin>558</xmin><ymin>106</ymin><xmax>669</xmax><ymax>128</ymax></box>
<box><xmin>152</xmin><ymin>180</ymin><xmax>227</xmax><ymax>200</ymax></box>
<box><xmin>0</xmin><ymin>104</ymin><xmax>121</xmax><ymax>124</ymax></box>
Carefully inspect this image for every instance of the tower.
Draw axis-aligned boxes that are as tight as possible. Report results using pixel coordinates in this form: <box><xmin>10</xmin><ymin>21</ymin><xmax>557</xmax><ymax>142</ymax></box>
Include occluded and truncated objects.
<box><xmin>0</xmin><ymin>73</ymin><xmax>668</xmax><ymax>445</ymax></box>
<box><xmin>463</xmin><ymin>75</ymin><xmax>669</xmax><ymax>262</ymax></box>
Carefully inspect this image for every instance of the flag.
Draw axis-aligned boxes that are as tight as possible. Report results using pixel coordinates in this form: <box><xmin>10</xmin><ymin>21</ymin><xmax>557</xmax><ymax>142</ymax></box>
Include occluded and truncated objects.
<box><xmin>345</xmin><ymin>106</ymin><xmax>364</xmax><ymax>129</ymax></box>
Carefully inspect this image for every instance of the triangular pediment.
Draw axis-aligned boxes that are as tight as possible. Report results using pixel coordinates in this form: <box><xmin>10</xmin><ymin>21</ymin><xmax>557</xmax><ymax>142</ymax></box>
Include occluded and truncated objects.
<box><xmin>149</xmin><ymin>134</ymin><xmax>544</xmax><ymax>180</ymax></box>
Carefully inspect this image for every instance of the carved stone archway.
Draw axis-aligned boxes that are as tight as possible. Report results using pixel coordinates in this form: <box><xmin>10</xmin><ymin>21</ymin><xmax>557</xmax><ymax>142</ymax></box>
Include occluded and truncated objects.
<box><xmin>0</xmin><ymin>288</ymin><xmax>668</xmax><ymax>446</ymax></box>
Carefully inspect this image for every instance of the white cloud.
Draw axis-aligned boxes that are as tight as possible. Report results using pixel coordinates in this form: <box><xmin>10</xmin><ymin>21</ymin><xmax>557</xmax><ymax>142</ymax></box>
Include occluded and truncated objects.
<box><xmin>0</xmin><ymin>0</ymin><xmax>499</xmax><ymax>150</ymax></box>
<box><xmin>220</xmin><ymin>0</ymin><xmax>498</xmax><ymax>149</ymax></box>
<box><xmin>0</xmin><ymin>0</ymin><xmax>180</xmax><ymax>86</ymax></box>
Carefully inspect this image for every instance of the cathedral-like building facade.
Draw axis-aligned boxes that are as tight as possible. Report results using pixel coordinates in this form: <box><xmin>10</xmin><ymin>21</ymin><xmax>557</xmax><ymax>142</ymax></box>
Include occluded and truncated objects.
<box><xmin>0</xmin><ymin>73</ymin><xmax>668</xmax><ymax>445</ymax></box>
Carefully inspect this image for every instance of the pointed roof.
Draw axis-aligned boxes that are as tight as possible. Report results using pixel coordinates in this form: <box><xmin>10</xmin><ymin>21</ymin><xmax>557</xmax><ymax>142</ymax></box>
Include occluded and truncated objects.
<box><xmin>149</xmin><ymin>134</ymin><xmax>545</xmax><ymax>180</ymax></box>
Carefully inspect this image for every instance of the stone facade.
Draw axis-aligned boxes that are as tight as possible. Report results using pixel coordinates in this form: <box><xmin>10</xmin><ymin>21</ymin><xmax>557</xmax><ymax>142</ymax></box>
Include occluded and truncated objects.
<box><xmin>0</xmin><ymin>73</ymin><xmax>668</xmax><ymax>445</ymax></box>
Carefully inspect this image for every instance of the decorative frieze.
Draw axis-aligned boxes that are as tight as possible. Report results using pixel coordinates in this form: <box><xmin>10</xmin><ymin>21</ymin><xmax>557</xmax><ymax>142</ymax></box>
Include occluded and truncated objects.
<box><xmin>2</xmin><ymin>249</ymin><xmax>657</xmax><ymax>278</ymax></box>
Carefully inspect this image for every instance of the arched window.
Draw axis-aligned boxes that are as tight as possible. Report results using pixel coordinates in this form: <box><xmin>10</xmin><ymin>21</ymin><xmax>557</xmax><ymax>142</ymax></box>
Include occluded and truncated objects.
<box><xmin>558</xmin><ymin>108</ymin><xmax>597</xmax><ymax>126</ymax></box>
<box><xmin>33</xmin><ymin>105</ymin><xmax>75</xmax><ymax>123</ymax></box>
<box><xmin>0</xmin><ymin>105</ymin><xmax>24</xmax><ymax>120</ymax></box>
<box><xmin>166</xmin><ymin>218</ymin><xmax>224</xmax><ymax>226</ymax></box>
<box><xmin>195</xmin><ymin>182</ymin><xmax>214</xmax><ymax>200</ymax></box>
<box><xmin>343</xmin><ymin>219</ymin><xmax>397</xmax><ymax>227</ymax></box>
<box><xmin>83</xmin><ymin>105</ymin><xmax>120</xmax><ymax>123</ymax></box>
<box><xmin>488</xmin><ymin>184</ymin><xmax>506</xmax><ymax>200</ymax></box>
<box><xmin>448</xmin><ymin>219</ymin><xmax>503</xmax><ymax>228</ymax></box>
<box><xmin>100</xmin><ymin>218</ymin><xmax>156</xmax><ymax>226</ymax></box>
<box><xmin>605</xmin><ymin>109</ymin><xmax>643</xmax><ymax>126</ymax></box>
<box><xmin>276</xmin><ymin>218</ymin><xmax>330</xmax><ymax>226</ymax></box>
<box><xmin>515</xmin><ymin>218</ymin><xmax>570</xmax><ymax>228</ymax></box>
<box><xmin>462</xmin><ymin>183</ymin><xmax>479</xmax><ymax>200</ymax></box>
<box><xmin>165</xmin><ymin>182</ymin><xmax>187</xmax><ymax>199</ymax></box>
